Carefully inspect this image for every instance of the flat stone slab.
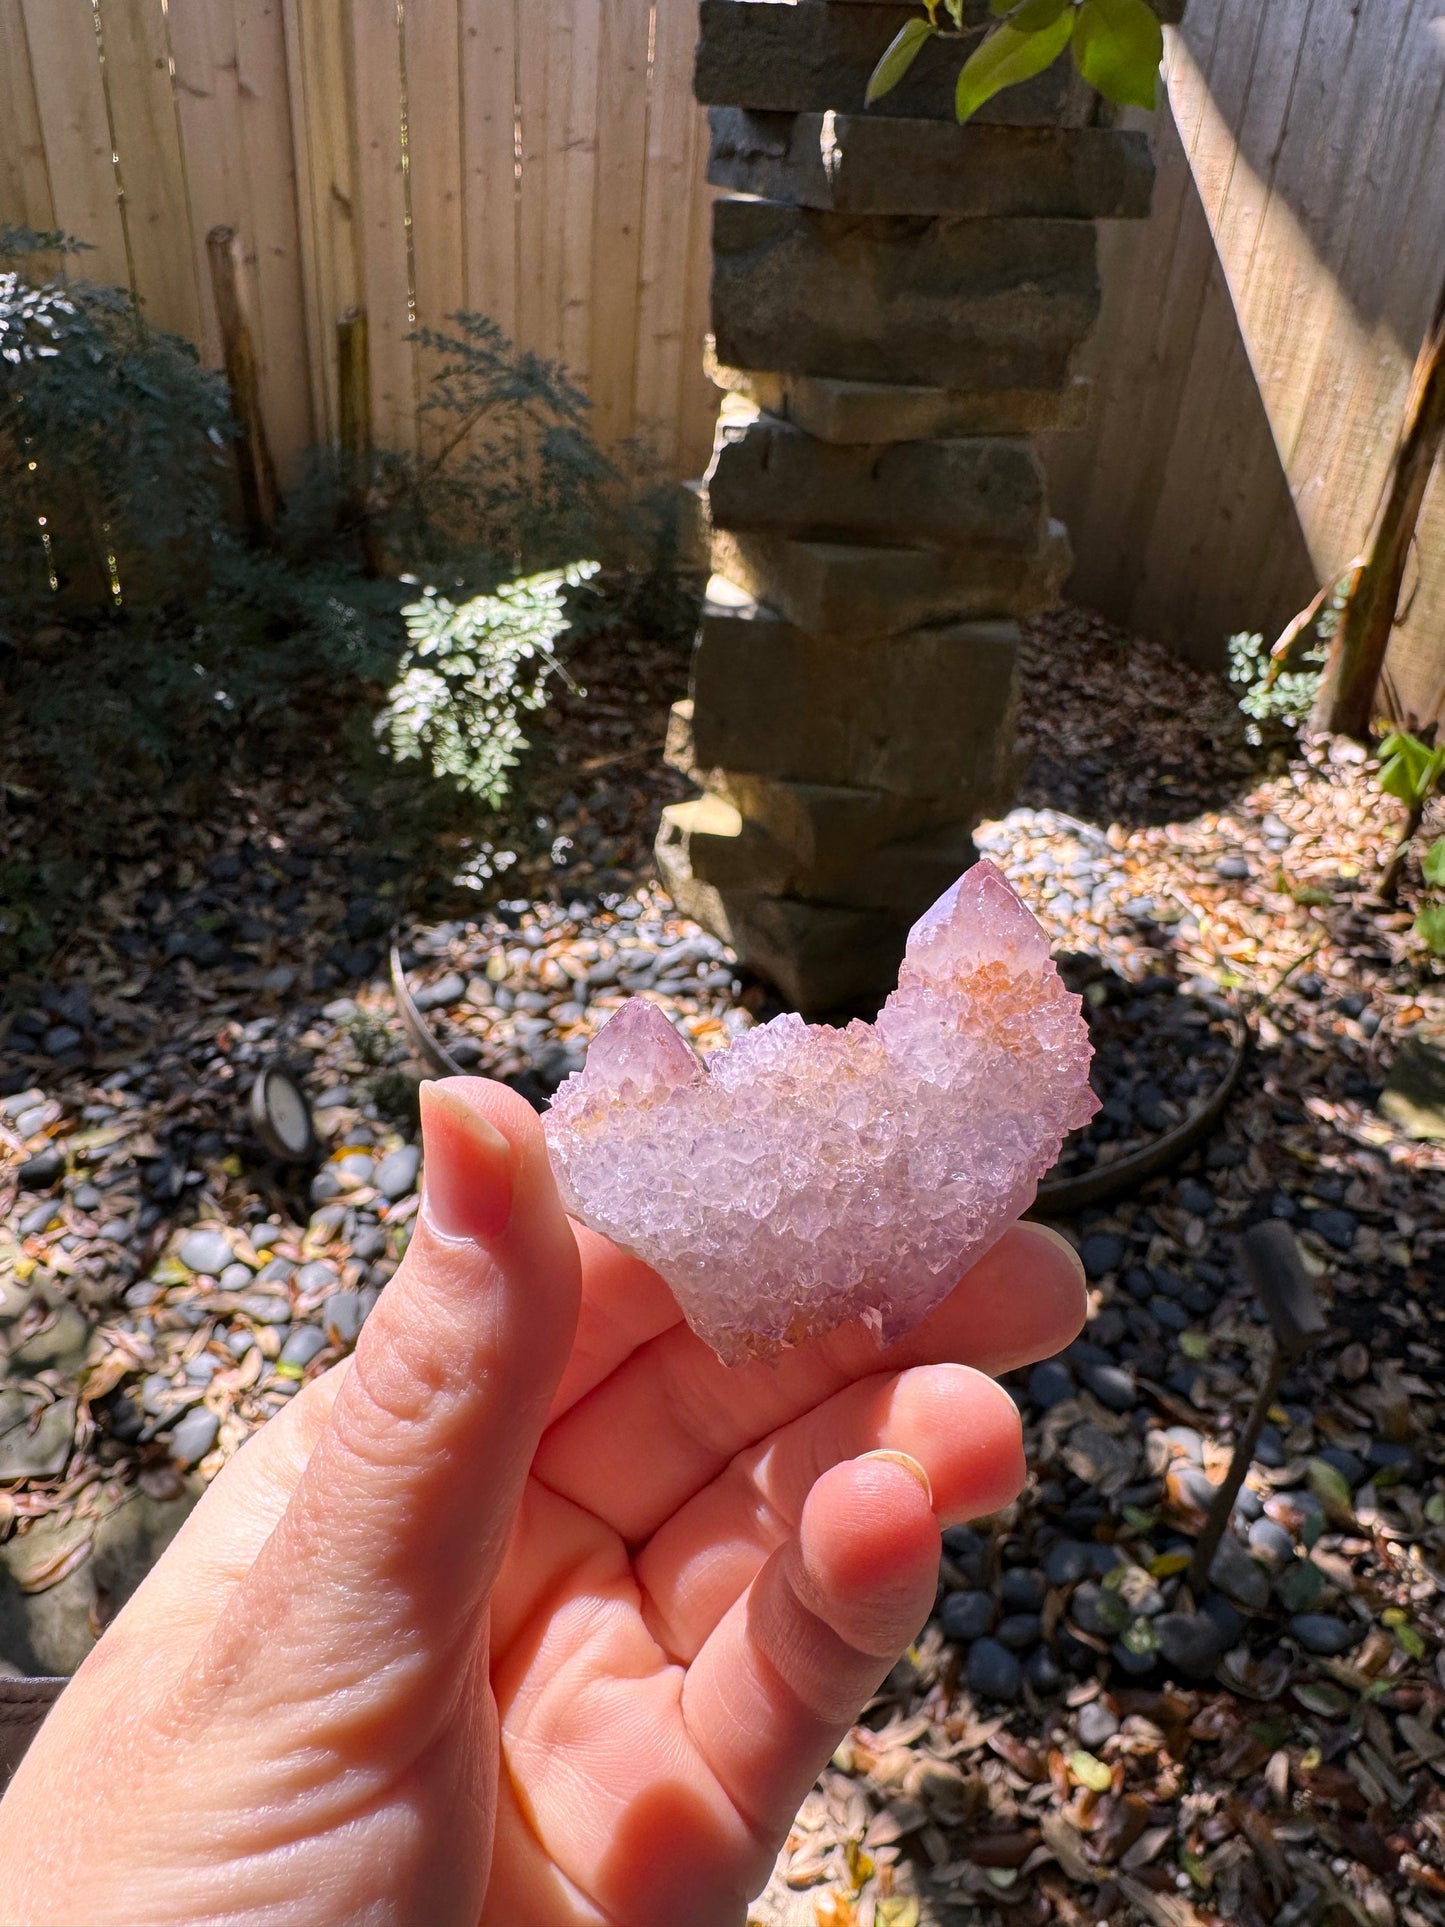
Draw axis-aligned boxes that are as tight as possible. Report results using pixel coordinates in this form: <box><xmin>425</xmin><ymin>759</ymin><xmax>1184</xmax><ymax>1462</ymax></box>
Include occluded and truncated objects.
<box><xmin>654</xmin><ymin>828</ymin><xmax>917</xmax><ymax>1012</ymax></box>
<box><xmin>722</xmin><ymin>893</ymin><xmax>914</xmax><ymax>1015</ymax></box>
<box><xmin>659</xmin><ymin>796</ymin><xmax>980</xmax><ymax>911</ymax></box>
<box><xmin>695</xmin><ymin>1</ymin><xmax>1093</xmax><ymax>125</ymax></box>
<box><xmin>712</xmin><ymin>198</ymin><xmax>1100</xmax><ymax>389</ymax></box>
<box><xmin>689</xmin><ymin>579</ymin><xmax>1020</xmax><ymax>794</ymax></box>
<box><xmin>706</xmin><ymin>344</ymin><xmax>1091</xmax><ymax>441</ymax></box>
<box><xmin>706</xmin><ymin>401</ymin><xmax>1046</xmax><ymax>551</ymax></box>
<box><xmin>666</xmin><ymin>707</ymin><xmax>981</xmax><ymax>854</ymax></box>
<box><xmin>710</xmin><ymin>521</ymin><xmax>1071</xmax><ymax>636</ymax></box>
<box><xmin>708</xmin><ymin>110</ymin><xmax>1156</xmax><ymax>218</ymax></box>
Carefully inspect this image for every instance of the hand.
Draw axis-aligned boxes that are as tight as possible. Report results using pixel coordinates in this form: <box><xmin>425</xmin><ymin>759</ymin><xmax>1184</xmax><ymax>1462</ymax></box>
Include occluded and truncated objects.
<box><xmin>0</xmin><ymin>1078</ymin><xmax>1085</xmax><ymax>1927</ymax></box>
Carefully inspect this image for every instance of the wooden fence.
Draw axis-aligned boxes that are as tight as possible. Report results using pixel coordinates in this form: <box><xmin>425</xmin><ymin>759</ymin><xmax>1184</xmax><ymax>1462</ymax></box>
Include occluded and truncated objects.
<box><xmin>4</xmin><ymin>0</ymin><xmax>1441</xmax><ymax>726</ymax></box>
<box><xmin>1046</xmin><ymin>0</ymin><xmax>1445</xmax><ymax>731</ymax></box>
<box><xmin>0</xmin><ymin>0</ymin><xmax>720</xmax><ymax>487</ymax></box>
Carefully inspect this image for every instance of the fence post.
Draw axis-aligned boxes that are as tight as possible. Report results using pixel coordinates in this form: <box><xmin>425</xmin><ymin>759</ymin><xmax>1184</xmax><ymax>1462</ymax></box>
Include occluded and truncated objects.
<box><xmin>206</xmin><ymin>225</ymin><xmax>280</xmax><ymax>543</ymax></box>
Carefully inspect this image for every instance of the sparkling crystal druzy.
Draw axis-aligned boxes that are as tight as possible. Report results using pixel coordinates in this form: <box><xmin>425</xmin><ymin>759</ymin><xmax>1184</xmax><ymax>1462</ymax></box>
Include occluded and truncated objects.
<box><xmin>544</xmin><ymin>862</ymin><xmax>1098</xmax><ymax>1365</ymax></box>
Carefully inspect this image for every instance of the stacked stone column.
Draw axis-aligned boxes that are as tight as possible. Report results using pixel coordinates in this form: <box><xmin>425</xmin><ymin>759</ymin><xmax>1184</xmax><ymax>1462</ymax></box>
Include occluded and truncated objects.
<box><xmin>656</xmin><ymin>0</ymin><xmax>1161</xmax><ymax>1014</ymax></box>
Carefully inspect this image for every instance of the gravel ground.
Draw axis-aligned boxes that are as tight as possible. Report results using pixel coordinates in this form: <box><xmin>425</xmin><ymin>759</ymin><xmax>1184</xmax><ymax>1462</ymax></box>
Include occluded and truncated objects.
<box><xmin>1</xmin><ymin>604</ymin><xmax>1442</xmax><ymax>1926</ymax></box>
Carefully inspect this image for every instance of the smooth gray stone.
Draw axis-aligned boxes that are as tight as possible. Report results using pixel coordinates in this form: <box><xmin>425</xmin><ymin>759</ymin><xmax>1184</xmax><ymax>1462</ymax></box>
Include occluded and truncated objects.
<box><xmin>965</xmin><ymin>1637</ymin><xmax>1021</xmax><ymax>1702</ymax></box>
<box><xmin>279</xmin><ymin>1325</ymin><xmax>328</xmax><ymax>1370</ymax></box>
<box><xmin>375</xmin><ymin>1145</ymin><xmax>421</xmax><ymax>1201</ymax></box>
<box><xmin>178</xmin><ymin>1228</ymin><xmax>234</xmax><ymax>1276</ymax></box>
<box><xmin>170</xmin><ymin>1408</ymin><xmax>220</xmax><ymax>1467</ymax></box>
<box><xmin>0</xmin><ymin>1399</ymin><xmax>75</xmax><ymax>1480</ymax></box>
<box><xmin>1209</xmin><ymin>1534</ymin><xmax>1271</xmax><ymax>1612</ymax></box>
<box><xmin>1289</xmin><ymin>1614</ymin><xmax>1356</xmax><ymax>1656</ymax></box>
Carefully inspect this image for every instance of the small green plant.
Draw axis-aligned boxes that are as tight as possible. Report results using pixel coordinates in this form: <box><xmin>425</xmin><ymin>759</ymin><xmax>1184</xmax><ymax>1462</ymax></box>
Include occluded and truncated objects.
<box><xmin>379</xmin><ymin>563</ymin><xmax>599</xmax><ymax>805</ymax></box>
<box><xmin>867</xmin><ymin>0</ymin><xmax>1165</xmax><ymax>124</ymax></box>
<box><xmin>1419</xmin><ymin>838</ymin><xmax>1445</xmax><ymax>956</ymax></box>
<box><xmin>1377</xmin><ymin>729</ymin><xmax>1445</xmax><ymax>917</ymax></box>
<box><xmin>1227</xmin><ymin>630</ymin><xmax>1328</xmax><ymax>748</ymax></box>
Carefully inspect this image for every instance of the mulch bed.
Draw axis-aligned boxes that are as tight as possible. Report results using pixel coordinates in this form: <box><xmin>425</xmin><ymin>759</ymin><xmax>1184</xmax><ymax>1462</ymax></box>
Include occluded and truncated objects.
<box><xmin>1</xmin><ymin>603</ymin><xmax>1442</xmax><ymax>1925</ymax></box>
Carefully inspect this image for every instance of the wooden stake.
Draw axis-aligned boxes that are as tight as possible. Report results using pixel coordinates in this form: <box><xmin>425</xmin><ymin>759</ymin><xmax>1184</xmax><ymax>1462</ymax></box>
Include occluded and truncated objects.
<box><xmin>337</xmin><ymin>307</ymin><xmax>385</xmax><ymax>576</ymax></box>
<box><xmin>205</xmin><ymin>226</ymin><xmax>281</xmax><ymax>543</ymax></box>
<box><xmin>1313</xmin><ymin>273</ymin><xmax>1445</xmax><ymax>740</ymax></box>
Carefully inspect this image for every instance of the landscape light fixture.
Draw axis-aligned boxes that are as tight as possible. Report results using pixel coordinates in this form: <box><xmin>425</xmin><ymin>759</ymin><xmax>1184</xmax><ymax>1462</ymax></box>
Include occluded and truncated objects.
<box><xmin>248</xmin><ymin>1065</ymin><xmax>317</xmax><ymax>1163</ymax></box>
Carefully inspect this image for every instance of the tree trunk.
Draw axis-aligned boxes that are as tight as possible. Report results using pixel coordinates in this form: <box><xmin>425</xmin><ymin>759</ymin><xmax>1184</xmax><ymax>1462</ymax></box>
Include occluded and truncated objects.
<box><xmin>1312</xmin><ymin>272</ymin><xmax>1445</xmax><ymax>740</ymax></box>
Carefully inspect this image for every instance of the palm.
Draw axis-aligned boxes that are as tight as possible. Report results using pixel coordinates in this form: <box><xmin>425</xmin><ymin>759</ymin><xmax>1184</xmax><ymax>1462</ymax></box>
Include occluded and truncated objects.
<box><xmin>479</xmin><ymin>1224</ymin><xmax>1083</xmax><ymax>1927</ymax></box>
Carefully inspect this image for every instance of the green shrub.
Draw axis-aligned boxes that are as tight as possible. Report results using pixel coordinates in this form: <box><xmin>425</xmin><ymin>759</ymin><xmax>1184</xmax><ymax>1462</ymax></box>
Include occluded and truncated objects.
<box><xmin>381</xmin><ymin>563</ymin><xmax>599</xmax><ymax>806</ymax></box>
<box><xmin>0</xmin><ymin>230</ymin><xmax>666</xmax><ymax>811</ymax></box>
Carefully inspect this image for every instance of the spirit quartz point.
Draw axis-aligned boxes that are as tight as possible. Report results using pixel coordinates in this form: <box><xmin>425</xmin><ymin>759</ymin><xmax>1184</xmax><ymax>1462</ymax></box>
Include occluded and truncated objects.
<box><xmin>543</xmin><ymin>862</ymin><xmax>1098</xmax><ymax>1366</ymax></box>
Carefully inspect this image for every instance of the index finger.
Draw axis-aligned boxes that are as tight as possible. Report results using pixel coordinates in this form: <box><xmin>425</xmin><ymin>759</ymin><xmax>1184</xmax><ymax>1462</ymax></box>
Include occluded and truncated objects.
<box><xmin>533</xmin><ymin>1221</ymin><xmax>1086</xmax><ymax>1545</ymax></box>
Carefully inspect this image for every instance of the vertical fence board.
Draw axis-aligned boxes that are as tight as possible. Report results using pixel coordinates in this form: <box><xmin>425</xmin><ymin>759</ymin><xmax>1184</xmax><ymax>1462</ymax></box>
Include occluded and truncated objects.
<box><xmin>588</xmin><ymin>0</ymin><xmax>650</xmax><ymax>452</ymax></box>
<box><xmin>232</xmin><ymin>0</ymin><xmax>317</xmax><ymax>476</ymax></box>
<box><xmin>405</xmin><ymin>0</ymin><xmax>465</xmax><ymax>452</ymax></box>
<box><xmin>20</xmin><ymin>0</ymin><xmax>128</xmax><ymax>288</ymax></box>
<box><xmin>166</xmin><ymin>0</ymin><xmax>314</xmax><ymax>478</ymax></box>
<box><xmin>459</xmin><ymin>0</ymin><xmax>518</xmax><ymax>340</ymax></box>
<box><xmin>1049</xmin><ymin>8</ymin><xmax>1238</xmax><ymax>620</ymax></box>
<box><xmin>1129</xmin><ymin>0</ymin><xmax>1315</xmax><ymax>641</ymax></box>
<box><xmin>514</xmin><ymin>0</ymin><xmax>549</xmax><ymax>360</ymax></box>
<box><xmin>632</xmin><ymin>0</ymin><xmax>703</xmax><ymax>472</ymax></box>
<box><xmin>0</xmin><ymin>0</ymin><xmax>56</xmax><ymax>244</ymax></box>
<box><xmin>558</xmin><ymin>0</ymin><xmax>601</xmax><ymax>387</ymax></box>
<box><xmin>282</xmin><ymin>0</ymin><xmax>361</xmax><ymax>447</ymax></box>
<box><xmin>93</xmin><ymin>0</ymin><xmax>204</xmax><ymax>342</ymax></box>
<box><xmin>1049</xmin><ymin>0</ymin><xmax>1445</xmax><ymax>730</ymax></box>
<box><xmin>351</xmin><ymin>0</ymin><xmax>416</xmax><ymax>452</ymax></box>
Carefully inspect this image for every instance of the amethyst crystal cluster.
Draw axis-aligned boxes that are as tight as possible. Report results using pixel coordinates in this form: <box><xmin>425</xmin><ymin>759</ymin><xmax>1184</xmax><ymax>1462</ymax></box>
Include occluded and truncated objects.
<box><xmin>544</xmin><ymin>862</ymin><xmax>1097</xmax><ymax>1364</ymax></box>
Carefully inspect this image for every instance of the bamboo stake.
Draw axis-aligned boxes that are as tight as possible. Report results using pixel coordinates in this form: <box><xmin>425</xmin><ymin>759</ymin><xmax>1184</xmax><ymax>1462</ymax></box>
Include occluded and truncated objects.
<box><xmin>206</xmin><ymin>225</ymin><xmax>280</xmax><ymax>542</ymax></box>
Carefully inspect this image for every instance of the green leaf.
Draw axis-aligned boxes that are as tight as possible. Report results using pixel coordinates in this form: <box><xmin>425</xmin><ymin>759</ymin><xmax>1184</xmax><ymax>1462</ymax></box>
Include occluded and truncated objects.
<box><xmin>998</xmin><ymin>0</ymin><xmax>1071</xmax><ymax>26</ymax></box>
<box><xmin>1422</xmin><ymin>837</ymin><xmax>1445</xmax><ymax>888</ymax></box>
<box><xmin>1378</xmin><ymin>731</ymin><xmax>1445</xmax><ymax>808</ymax></box>
<box><xmin>955</xmin><ymin>12</ymin><xmax>1075</xmax><ymax>123</ymax></box>
<box><xmin>1070</xmin><ymin>1750</ymin><xmax>1113</xmax><ymax>1792</ymax></box>
<box><xmin>1307</xmin><ymin>1457</ymin><xmax>1356</xmax><ymax>1526</ymax></box>
<box><xmin>1279</xmin><ymin>1558</ymin><xmax>1326</xmax><ymax>1613</ymax></box>
<box><xmin>866</xmin><ymin>17</ymin><xmax>935</xmax><ymax>105</ymax></box>
<box><xmin>1416</xmin><ymin>903</ymin><xmax>1445</xmax><ymax>956</ymax></box>
<box><xmin>1074</xmin><ymin>0</ymin><xmax>1164</xmax><ymax>109</ymax></box>
<box><xmin>1293</xmin><ymin>1680</ymin><xmax>1351</xmax><ymax>1718</ymax></box>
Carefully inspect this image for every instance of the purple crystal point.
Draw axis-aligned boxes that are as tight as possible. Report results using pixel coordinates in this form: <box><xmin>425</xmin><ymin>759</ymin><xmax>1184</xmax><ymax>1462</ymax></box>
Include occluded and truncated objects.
<box><xmin>545</xmin><ymin>863</ymin><xmax>1095</xmax><ymax>1366</ymax></box>
<box><xmin>571</xmin><ymin>998</ymin><xmax>703</xmax><ymax>1099</ymax></box>
<box><xmin>905</xmin><ymin>858</ymin><xmax>1052</xmax><ymax>980</ymax></box>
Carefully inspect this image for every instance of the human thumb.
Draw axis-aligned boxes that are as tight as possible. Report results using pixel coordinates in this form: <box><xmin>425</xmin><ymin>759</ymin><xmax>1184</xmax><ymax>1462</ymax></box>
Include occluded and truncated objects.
<box><xmin>219</xmin><ymin>1077</ymin><xmax>582</xmax><ymax>1669</ymax></box>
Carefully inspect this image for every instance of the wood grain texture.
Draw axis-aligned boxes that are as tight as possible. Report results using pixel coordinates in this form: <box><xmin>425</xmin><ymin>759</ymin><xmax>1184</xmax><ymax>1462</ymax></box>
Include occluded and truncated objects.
<box><xmin>351</xmin><ymin>0</ymin><xmax>416</xmax><ymax>452</ymax></box>
<box><xmin>405</xmin><ymin>0</ymin><xmax>465</xmax><ymax>453</ymax></box>
<box><xmin>588</xmin><ymin>0</ymin><xmax>651</xmax><ymax>450</ymax></box>
<box><xmin>632</xmin><ymin>0</ymin><xmax>706</xmax><ymax>471</ymax></box>
<box><xmin>93</xmin><ymin>0</ymin><xmax>204</xmax><ymax>342</ymax></box>
<box><xmin>459</xmin><ymin>0</ymin><xmax>518</xmax><ymax>338</ymax></box>
<box><xmin>167</xmin><ymin>0</ymin><xmax>314</xmax><ymax>476</ymax></box>
<box><xmin>0</xmin><ymin>0</ymin><xmax>55</xmax><ymax>248</ymax></box>
<box><xmin>20</xmin><ymin>0</ymin><xmax>128</xmax><ymax>288</ymax></box>
<box><xmin>1047</xmin><ymin>0</ymin><xmax>1445</xmax><ymax>728</ymax></box>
